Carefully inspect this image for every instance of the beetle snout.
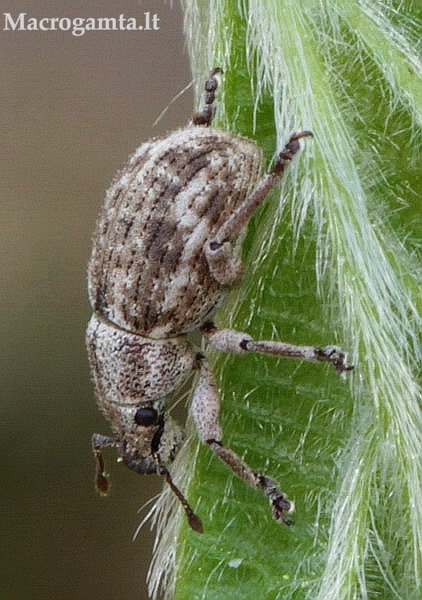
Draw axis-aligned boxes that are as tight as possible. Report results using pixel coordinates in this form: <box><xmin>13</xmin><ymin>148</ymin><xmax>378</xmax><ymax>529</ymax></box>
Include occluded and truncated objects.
<box><xmin>120</xmin><ymin>451</ymin><xmax>158</xmax><ymax>475</ymax></box>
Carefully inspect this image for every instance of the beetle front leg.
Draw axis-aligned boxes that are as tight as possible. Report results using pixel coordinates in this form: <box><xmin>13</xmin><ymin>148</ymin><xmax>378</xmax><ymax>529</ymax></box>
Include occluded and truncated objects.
<box><xmin>191</xmin><ymin>355</ymin><xmax>294</xmax><ymax>525</ymax></box>
<box><xmin>201</xmin><ymin>322</ymin><xmax>353</xmax><ymax>374</ymax></box>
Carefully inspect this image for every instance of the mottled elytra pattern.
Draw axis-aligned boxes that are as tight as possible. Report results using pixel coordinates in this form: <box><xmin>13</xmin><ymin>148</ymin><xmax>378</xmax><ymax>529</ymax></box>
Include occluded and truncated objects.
<box><xmin>88</xmin><ymin>127</ymin><xmax>262</xmax><ymax>338</ymax></box>
<box><xmin>87</xmin><ymin>68</ymin><xmax>352</xmax><ymax>535</ymax></box>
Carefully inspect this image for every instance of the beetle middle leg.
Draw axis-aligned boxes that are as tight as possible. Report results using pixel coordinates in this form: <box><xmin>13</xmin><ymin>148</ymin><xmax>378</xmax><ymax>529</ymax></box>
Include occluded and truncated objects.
<box><xmin>201</xmin><ymin>321</ymin><xmax>353</xmax><ymax>374</ymax></box>
<box><xmin>191</xmin><ymin>354</ymin><xmax>294</xmax><ymax>526</ymax></box>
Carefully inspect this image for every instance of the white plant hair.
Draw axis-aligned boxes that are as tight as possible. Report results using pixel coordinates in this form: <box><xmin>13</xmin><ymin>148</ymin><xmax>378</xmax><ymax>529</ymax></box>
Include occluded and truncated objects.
<box><xmin>146</xmin><ymin>2</ymin><xmax>422</xmax><ymax>598</ymax></box>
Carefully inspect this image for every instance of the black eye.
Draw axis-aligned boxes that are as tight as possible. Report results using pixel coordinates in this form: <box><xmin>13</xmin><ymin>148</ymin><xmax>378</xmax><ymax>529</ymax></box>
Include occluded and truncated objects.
<box><xmin>134</xmin><ymin>407</ymin><xmax>159</xmax><ymax>427</ymax></box>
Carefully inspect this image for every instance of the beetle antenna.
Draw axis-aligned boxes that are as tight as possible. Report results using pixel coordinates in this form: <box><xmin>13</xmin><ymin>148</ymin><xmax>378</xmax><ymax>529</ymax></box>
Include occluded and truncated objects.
<box><xmin>159</xmin><ymin>466</ymin><xmax>203</xmax><ymax>533</ymax></box>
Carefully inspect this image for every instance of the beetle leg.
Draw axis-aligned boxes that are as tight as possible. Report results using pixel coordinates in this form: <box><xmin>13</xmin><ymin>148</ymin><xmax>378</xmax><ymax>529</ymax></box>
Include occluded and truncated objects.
<box><xmin>191</xmin><ymin>67</ymin><xmax>222</xmax><ymax>127</ymax></box>
<box><xmin>201</xmin><ymin>321</ymin><xmax>353</xmax><ymax>375</ymax></box>
<box><xmin>209</xmin><ymin>132</ymin><xmax>313</xmax><ymax>249</ymax></box>
<box><xmin>191</xmin><ymin>355</ymin><xmax>294</xmax><ymax>525</ymax></box>
<box><xmin>204</xmin><ymin>240</ymin><xmax>244</xmax><ymax>286</ymax></box>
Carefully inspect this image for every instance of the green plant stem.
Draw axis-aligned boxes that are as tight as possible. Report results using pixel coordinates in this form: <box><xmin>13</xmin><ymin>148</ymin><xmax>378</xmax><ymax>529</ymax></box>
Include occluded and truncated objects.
<box><xmin>147</xmin><ymin>2</ymin><xmax>422</xmax><ymax>599</ymax></box>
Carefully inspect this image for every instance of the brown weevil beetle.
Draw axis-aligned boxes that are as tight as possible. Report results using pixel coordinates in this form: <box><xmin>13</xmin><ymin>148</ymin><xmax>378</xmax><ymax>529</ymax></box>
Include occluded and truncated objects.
<box><xmin>86</xmin><ymin>68</ymin><xmax>352</xmax><ymax>532</ymax></box>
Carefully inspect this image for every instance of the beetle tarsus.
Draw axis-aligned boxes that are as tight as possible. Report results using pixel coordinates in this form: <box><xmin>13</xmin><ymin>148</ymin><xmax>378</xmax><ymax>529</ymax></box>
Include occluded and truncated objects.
<box><xmin>273</xmin><ymin>130</ymin><xmax>314</xmax><ymax>174</ymax></box>
<box><xmin>192</xmin><ymin>67</ymin><xmax>222</xmax><ymax>127</ymax></box>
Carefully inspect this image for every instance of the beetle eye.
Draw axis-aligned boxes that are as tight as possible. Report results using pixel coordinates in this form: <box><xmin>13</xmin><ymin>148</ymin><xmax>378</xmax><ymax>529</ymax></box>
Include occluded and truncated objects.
<box><xmin>134</xmin><ymin>407</ymin><xmax>159</xmax><ymax>427</ymax></box>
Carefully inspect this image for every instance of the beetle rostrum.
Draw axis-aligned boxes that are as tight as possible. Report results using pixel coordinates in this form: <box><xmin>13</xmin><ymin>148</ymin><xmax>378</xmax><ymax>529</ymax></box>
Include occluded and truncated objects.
<box><xmin>87</xmin><ymin>68</ymin><xmax>353</xmax><ymax>532</ymax></box>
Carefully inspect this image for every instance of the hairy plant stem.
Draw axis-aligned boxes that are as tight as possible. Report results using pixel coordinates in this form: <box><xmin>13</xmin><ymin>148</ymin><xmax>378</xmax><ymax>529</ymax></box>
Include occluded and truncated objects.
<box><xmin>146</xmin><ymin>2</ymin><xmax>422</xmax><ymax>599</ymax></box>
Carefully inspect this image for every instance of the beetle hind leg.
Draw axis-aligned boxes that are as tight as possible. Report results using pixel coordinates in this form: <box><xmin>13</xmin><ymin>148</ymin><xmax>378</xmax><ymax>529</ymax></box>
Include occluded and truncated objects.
<box><xmin>204</xmin><ymin>240</ymin><xmax>244</xmax><ymax>286</ymax></box>
<box><xmin>191</xmin><ymin>67</ymin><xmax>222</xmax><ymax>127</ymax></box>
<box><xmin>208</xmin><ymin>131</ymin><xmax>313</xmax><ymax>250</ymax></box>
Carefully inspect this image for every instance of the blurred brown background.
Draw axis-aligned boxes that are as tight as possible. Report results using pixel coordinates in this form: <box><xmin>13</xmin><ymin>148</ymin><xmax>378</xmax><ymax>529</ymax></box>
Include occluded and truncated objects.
<box><xmin>0</xmin><ymin>1</ymin><xmax>191</xmax><ymax>598</ymax></box>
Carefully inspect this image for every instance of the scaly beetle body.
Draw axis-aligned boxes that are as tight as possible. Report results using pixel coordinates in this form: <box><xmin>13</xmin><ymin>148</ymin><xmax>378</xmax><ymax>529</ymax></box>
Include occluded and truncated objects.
<box><xmin>87</xmin><ymin>126</ymin><xmax>261</xmax><ymax>338</ymax></box>
<box><xmin>87</xmin><ymin>69</ymin><xmax>351</xmax><ymax>531</ymax></box>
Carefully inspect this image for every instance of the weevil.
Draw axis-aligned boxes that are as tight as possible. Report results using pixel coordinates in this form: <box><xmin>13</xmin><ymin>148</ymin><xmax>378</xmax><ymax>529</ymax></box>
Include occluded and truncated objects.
<box><xmin>86</xmin><ymin>68</ymin><xmax>352</xmax><ymax>532</ymax></box>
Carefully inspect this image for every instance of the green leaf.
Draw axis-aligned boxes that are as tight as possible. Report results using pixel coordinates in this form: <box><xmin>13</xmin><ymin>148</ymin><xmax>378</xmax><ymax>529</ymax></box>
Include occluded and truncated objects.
<box><xmin>147</xmin><ymin>2</ymin><xmax>422</xmax><ymax>599</ymax></box>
